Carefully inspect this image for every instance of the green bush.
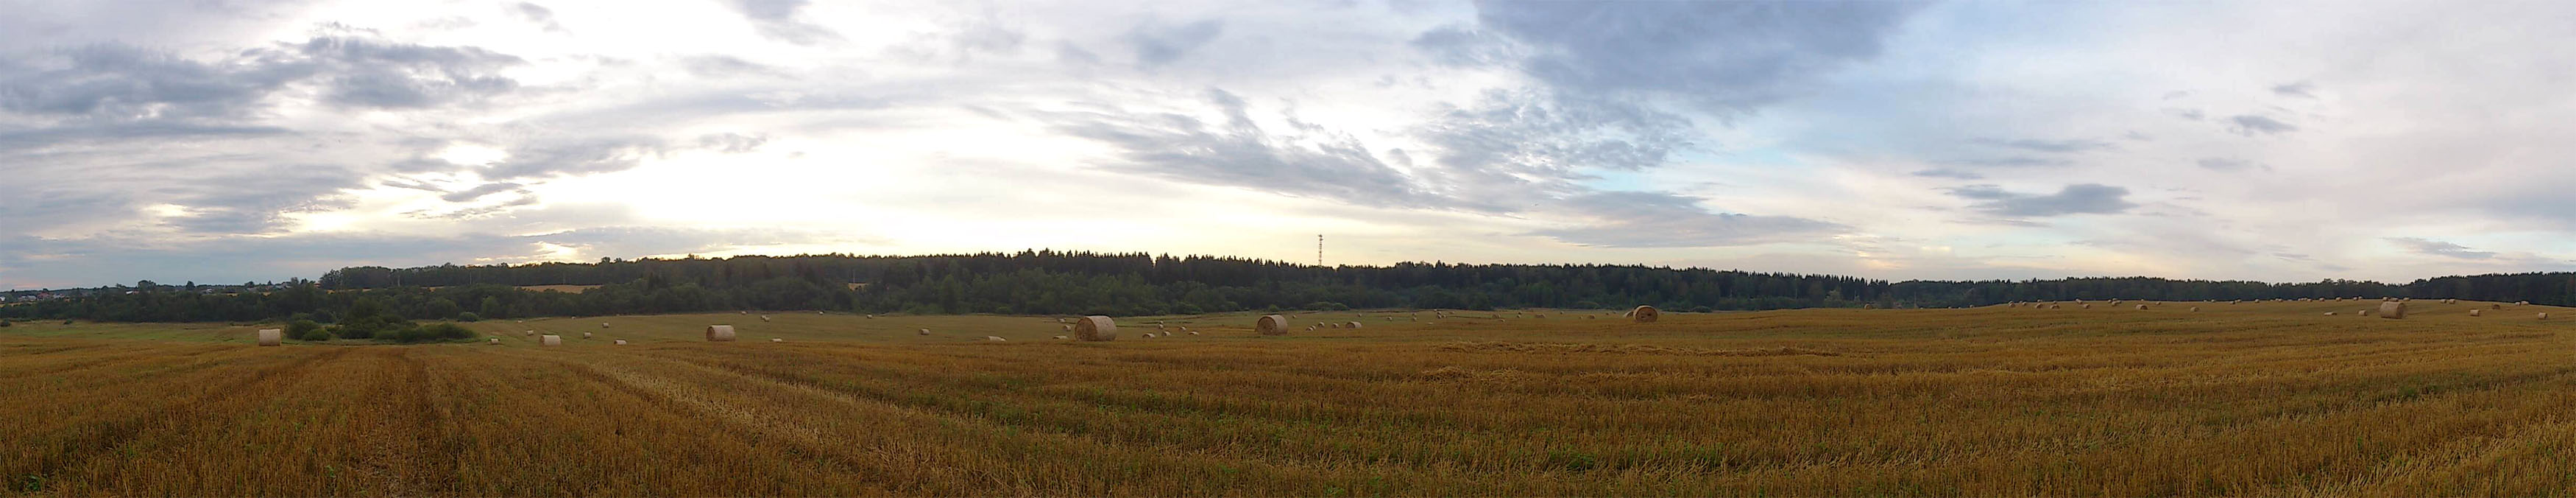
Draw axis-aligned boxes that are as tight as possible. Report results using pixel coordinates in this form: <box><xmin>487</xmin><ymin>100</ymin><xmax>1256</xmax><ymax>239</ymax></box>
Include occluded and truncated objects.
<box><xmin>331</xmin><ymin>315</ymin><xmax>408</xmax><ymax>340</ymax></box>
<box><xmin>395</xmin><ymin>323</ymin><xmax>477</xmax><ymax>343</ymax></box>
<box><xmin>455</xmin><ymin>312</ymin><xmax>481</xmax><ymax>322</ymax></box>
<box><xmin>286</xmin><ymin>320</ymin><xmax>323</xmax><ymax>341</ymax></box>
<box><xmin>0</xmin><ymin>320</ymin><xmax>11</xmax><ymax>327</ymax></box>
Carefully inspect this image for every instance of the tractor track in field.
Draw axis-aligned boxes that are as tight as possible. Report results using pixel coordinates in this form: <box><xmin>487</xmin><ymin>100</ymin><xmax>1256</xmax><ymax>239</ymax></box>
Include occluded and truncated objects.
<box><xmin>4</xmin><ymin>348</ymin><xmax>350</xmax><ymax>491</ymax></box>
<box><xmin>608</xmin><ymin>347</ymin><xmax>1465</xmax><ymax>485</ymax></box>
<box><xmin>0</xmin><ymin>344</ymin><xmax>233</xmax><ymax>382</ymax></box>
<box><xmin>496</xmin><ymin>350</ymin><xmax>910</xmax><ymax>494</ymax></box>
<box><xmin>340</xmin><ymin>348</ymin><xmax>447</xmax><ymax>497</ymax></box>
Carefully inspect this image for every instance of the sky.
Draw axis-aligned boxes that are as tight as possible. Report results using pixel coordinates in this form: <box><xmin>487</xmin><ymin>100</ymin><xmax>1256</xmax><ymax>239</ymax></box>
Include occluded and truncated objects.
<box><xmin>4</xmin><ymin>0</ymin><xmax>2575</xmax><ymax>290</ymax></box>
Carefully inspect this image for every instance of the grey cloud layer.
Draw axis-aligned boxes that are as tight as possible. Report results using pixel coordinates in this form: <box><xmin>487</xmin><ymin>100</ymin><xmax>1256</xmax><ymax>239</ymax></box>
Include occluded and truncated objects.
<box><xmin>2388</xmin><ymin>237</ymin><xmax>2495</xmax><ymax>259</ymax></box>
<box><xmin>0</xmin><ymin>225</ymin><xmax>875</xmax><ymax>289</ymax></box>
<box><xmin>1</xmin><ymin>34</ymin><xmax>522</xmax><ymax>119</ymax></box>
<box><xmin>1460</xmin><ymin>0</ymin><xmax>1930</xmax><ymax>113</ymax></box>
<box><xmin>1947</xmin><ymin>183</ymin><xmax>2138</xmax><ymax>218</ymax></box>
<box><xmin>729</xmin><ymin>0</ymin><xmax>841</xmax><ymax>45</ymax></box>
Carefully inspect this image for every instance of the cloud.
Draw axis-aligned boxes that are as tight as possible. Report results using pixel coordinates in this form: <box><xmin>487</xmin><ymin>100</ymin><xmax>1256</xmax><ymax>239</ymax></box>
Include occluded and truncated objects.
<box><xmin>1414</xmin><ymin>90</ymin><xmax>1691</xmax><ymax>177</ymax></box>
<box><xmin>2227</xmin><ymin>114</ymin><xmax>2297</xmax><ymax>136</ymax></box>
<box><xmin>1409</xmin><ymin>25</ymin><xmax>1515</xmax><ymax>66</ymax></box>
<box><xmin>0</xmin><ymin>43</ymin><xmax>305</xmax><ymax>119</ymax></box>
<box><xmin>482</xmin><ymin>137</ymin><xmax>670</xmax><ymax>180</ymax></box>
<box><xmin>695</xmin><ymin>133</ymin><xmax>766</xmax><ymax>153</ymax></box>
<box><xmin>1125</xmin><ymin>19</ymin><xmax>1225</xmax><ymax>69</ymax></box>
<box><xmin>1911</xmin><ymin>168</ymin><xmax>1984</xmax><ymax>180</ymax></box>
<box><xmin>511</xmin><ymin>2</ymin><xmax>565</xmax><ymax>32</ymax></box>
<box><xmin>1039</xmin><ymin>87</ymin><xmax>1836</xmax><ymax>249</ymax></box>
<box><xmin>298</xmin><ymin>36</ymin><xmax>523</xmax><ymax>108</ymax></box>
<box><xmin>729</xmin><ymin>0</ymin><xmax>840</xmax><ymax>45</ymax></box>
<box><xmin>0</xmin><ymin>225</ymin><xmax>880</xmax><ymax>289</ymax></box>
<box><xmin>2271</xmin><ymin>81</ymin><xmax>2315</xmax><ymax>98</ymax></box>
<box><xmin>151</xmin><ymin>164</ymin><xmax>367</xmax><ymax>235</ymax></box>
<box><xmin>438</xmin><ymin>181</ymin><xmax>526</xmax><ymax>202</ymax></box>
<box><xmin>2387</xmin><ymin>237</ymin><xmax>2496</xmax><ymax>259</ymax></box>
<box><xmin>1460</xmin><ymin>0</ymin><xmax>1931</xmax><ymax>113</ymax></box>
<box><xmin>1945</xmin><ymin>183</ymin><xmax>2139</xmax><ymax>217</ymax></box>
<box><xmin>0</xmin><ymin>34</ymin><xmax>522</xmax><ymax>119</ymax></box>
<box><xmin>2195</xmin><ymin>157</ymin><xmax>2266</xmax><ymax>172</ymax></box>
<box><xmin>1940</xmin><ymin>156</ymin><xmax>2073</xmax><ymax>168</ymax></box>
<box><xmin>1526</xmin><ymin>192</ymin><xmax>1844</xmax><ymax>248</ymax></box>
<box><xmin>681</xmin><ymin>55</ymin><xmax>778</xmax><ymax>77</ymax></box>
<box><xmin>1043</xmin><ymin>88</ymin><xmax>1454</xmax><ymax>211</ymax></box>
<box><xmin>1970</xmin><ymin>137</ymin><xmax>2116</xmax><ymax>153</ymax></box>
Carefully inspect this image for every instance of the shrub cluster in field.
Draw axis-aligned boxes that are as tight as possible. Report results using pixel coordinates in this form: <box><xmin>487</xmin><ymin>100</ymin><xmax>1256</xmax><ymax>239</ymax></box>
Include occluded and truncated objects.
<box><xmin>287</xmin><ymin>298</ymin><xmax>478</xmax><ymax>343</ymax></box>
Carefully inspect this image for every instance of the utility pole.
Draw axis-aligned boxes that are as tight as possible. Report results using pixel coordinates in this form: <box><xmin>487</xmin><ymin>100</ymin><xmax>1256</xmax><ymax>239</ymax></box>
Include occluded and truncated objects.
<box><xmin>1317</xmin><ymin>234</ymin><xmax>1325</xmax><ymax>267</ymax></box>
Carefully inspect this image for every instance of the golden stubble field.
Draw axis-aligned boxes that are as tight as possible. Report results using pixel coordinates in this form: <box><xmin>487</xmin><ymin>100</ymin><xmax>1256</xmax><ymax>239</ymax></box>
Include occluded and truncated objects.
<box><xmin>7</xmin><ymin>299</ymin><xmax>2576</xmax><ymax>497</ymax></box>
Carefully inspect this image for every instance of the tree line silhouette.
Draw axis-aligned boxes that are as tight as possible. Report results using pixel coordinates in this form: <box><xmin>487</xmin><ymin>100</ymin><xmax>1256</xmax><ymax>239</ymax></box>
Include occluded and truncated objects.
<box><xmin>4</xmin><ymin>250</ymin><xmax>2568</xmax><ymax>324</ymax></box>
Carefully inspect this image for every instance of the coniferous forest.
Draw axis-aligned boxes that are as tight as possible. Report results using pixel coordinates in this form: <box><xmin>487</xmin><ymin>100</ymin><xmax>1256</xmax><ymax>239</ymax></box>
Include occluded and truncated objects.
<box><xmin>6</xmin><ymin>250</ymin><xmax>2572</xmax><ymax>324</ymax></box>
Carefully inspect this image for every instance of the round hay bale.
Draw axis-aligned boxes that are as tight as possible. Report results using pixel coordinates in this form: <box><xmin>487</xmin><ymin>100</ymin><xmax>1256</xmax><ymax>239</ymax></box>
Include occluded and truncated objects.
<box><xmin>2494</xmin><ymin>304</ymin><xmax>2505</xmax><ymax>309</ymax></box>
<box><xmin>2082</xmin><ymin>304</ymin><xmax>2093</xmax><ymax>309</ymax></box>
<box><xmin>1062</xmin><ymin>324</ymin><xmax>1073</xmax><ymax>332</ymax></box>
<box><xmin>1073</xmin><ymin>315</ymin><xmax>1117</xmax><ymax>341</ymax></box>
<box><xmin>601</xmin><ymin>323</ymin><xmax>610</xmax><ymax>329</ymax></box>
<box><xmin>1630</xmin><ymin>306</ymin><xmax>1660</xmax><ymax>323</ymax></box>
<box><xmin>1054</xmin><ymin>335</ymin><xmax>1068</xmax><ymax>340</ymax></box>
<box><xmin>1189</xmin><ymin>331</ymin><xmax>1200</xmax><ymax>335</ymax></box>
<box><xmin>583</xmin><ymin>332</ymin><xmax>593</xmax><ymax>339</ymax></box>
<box><xmin>919</xmin><ymin>329</ymin><xmax>930</xmax><ymax>335</ymax></box>
<box><xmin>540</xmin><ymin>334</ymin><xmax>563</xmax><ymax>346</ymax></box>
<box><xmin>2377</xmin><ymin>301</ymin><xmax>2407</xmax><ymax>319</ymax></box>
<box><xmin>2189</xmin><ymin>306</ymin><xmax>2200</xmax><ymax>312</ymax></box>
<box><xmin>2136</xmin><ymin>304</ymin><xmax>2148</xmax><ymax>310</ymax></box>
<box><xmin>488</xmin><ymin>338</ymin><xmax>500</xmax><ymax>345</ymax></box>
<box><xmin>525</xmin><ymin>330</ymin><xmax>535</xmax><ymax>336</ymax></box>
<box><xmin>866</xmin><ymin>314</ymin><xmax>874</xmax><ymax>319</ymax></box>
<box><xmin>2360</xmin><ymin>309</ymin><xmax>2373</xmax><ymax>316</ymax></box>
<box><xmin>704</xmin><ymin>325</ymin><xmax>737</xmax><ymax>342</ymax></box>
<box><xmin>2324</xmin><ymin>312</ymin><xmax>2337</xmax><ymax>316</ymax></box>
<box><xmin>771</xmin><ymin>338</ymin><xmax>784</xmax><ymax>343</ymax></box>
<box><xmin>2471</xmin><ymin>309</ymin><xmax>2484</xmax><ymax>317</ymax></box>
<box><xmin>1144</xmin><ymin>332</ymin><xmax>1157</xmax><ymax>338</ymax></box>
<box><xmin>760</xmin><ymin>315</ymin><xmax>771</xmax><ymax>322</ymax></box>
<box><xmin>1347</xmin><ymin>321</ymin><xmax>1362</xmax><ymax>329</ymax></box>
<box><xmin>2542</xmin><ymin>312</ymin><xmax>2553</xmax><ymax>320</ymax></box>
<box><xmin>614</xmin><ymin>340</ymin><xmax>628</xmax><ymax>345</ymax></box>
<box><xmin>985</xmin><ymin>336</ymin><xmax>1006</xmax><ymax>342</ymax></box>
<box><xmin>256</xmin><ymin>329</ymin><xmax>283</xmax><ymax>346</ymax></box>
<box><xmin>1256</xmin><ymin>315</ymin><xmax>1289</xmax><ymax>336</ymax></box>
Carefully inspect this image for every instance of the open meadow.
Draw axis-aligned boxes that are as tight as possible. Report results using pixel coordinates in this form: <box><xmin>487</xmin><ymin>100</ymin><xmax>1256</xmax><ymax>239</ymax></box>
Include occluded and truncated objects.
<box><xmin>7</xmin><ymin>299</ymin><xmax>2576</xmax><ymax>496</ymax></box>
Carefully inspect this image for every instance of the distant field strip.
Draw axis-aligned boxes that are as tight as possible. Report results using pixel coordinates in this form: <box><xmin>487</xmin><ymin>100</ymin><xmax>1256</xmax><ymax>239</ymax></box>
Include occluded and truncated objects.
<box><xmin>6</xmin><ymin>301</ymin><xmax>2576</xmax><ymax>495</ymax></box>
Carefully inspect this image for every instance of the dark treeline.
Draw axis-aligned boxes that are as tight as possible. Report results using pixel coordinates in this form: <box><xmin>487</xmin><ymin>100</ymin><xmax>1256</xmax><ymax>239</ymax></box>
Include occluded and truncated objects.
<box><xmin>2</xmin><ymin>250</ymin><xmax>2569</xmax><ymax>324</ymax></box>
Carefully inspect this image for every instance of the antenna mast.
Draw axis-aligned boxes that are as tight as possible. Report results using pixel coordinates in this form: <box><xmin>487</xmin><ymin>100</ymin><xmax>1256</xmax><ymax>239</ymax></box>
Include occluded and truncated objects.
<box><xmin>1317</xmin><ymin>234</ymin><xmax>1325</xmax><ymax>267</ymax></box>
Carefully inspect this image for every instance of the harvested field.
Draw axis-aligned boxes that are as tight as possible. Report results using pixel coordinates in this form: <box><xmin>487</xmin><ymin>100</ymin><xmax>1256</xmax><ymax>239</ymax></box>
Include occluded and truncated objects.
<box><xmin>7</xmin><ymin>300</ymin><xmax>2576</xmax><ymax>495</ymax></box>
